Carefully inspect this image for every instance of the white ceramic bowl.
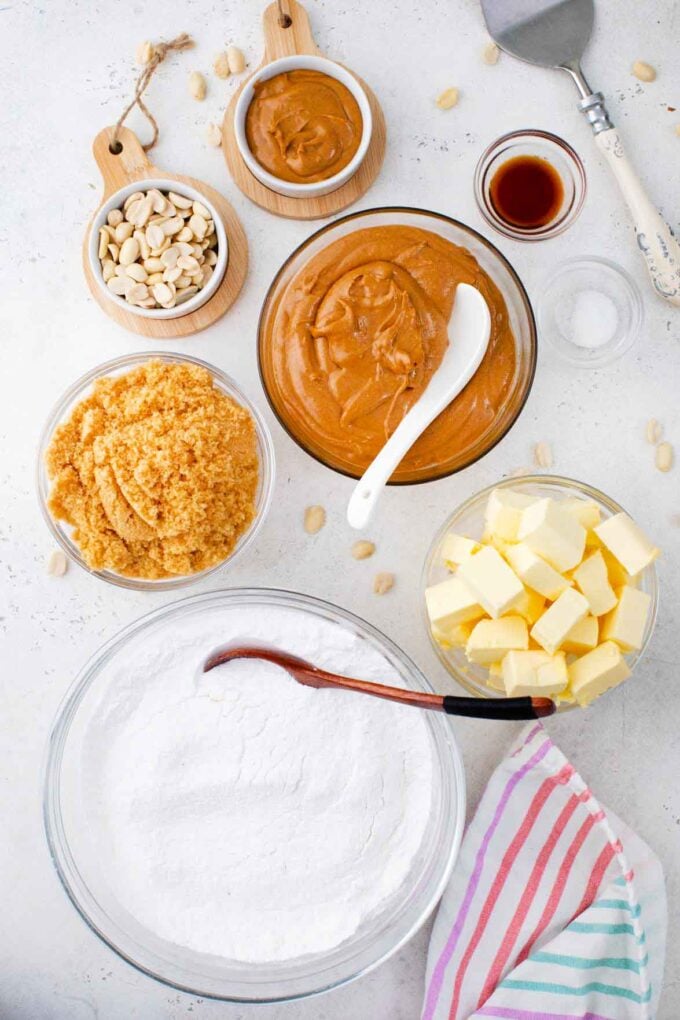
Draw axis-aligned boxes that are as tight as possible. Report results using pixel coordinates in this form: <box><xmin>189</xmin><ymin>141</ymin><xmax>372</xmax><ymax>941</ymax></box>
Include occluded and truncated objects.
<box><xmin>88</xmin><ymin>178</ymin><xmax>228</xmax><ymax>320</ymax></box>
<box><xmin>234</xmin><ymin>55</ymin><xmax>372</xmax><ymax>198</ymax></box>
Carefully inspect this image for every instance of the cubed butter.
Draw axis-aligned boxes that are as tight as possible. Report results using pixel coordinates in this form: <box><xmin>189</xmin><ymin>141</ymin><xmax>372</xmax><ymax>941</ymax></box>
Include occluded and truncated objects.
<box><xmin>530</xmin><ymin>587</ymin><xmax>589</xmax><ymax>655</ymax></box>
<box><xmin>431</xmin><ymin>621</ymin><xmax>473</xmax><ymax>649</ymax></box>
<box><xmin>484</xmin><ymin>488</ymin><xmax>537</xmax><ymax>542</ymax></box>
<box><xmin>601</xmin><ymin>585</ymin><xmax>651</xmax><ymax>652</ymax></box>
<box><xmin>536</xmin><ymin>652</ymin><xmax>568</xmax><ymax>692</ymax></box>
<box><xmin>600</xmin><ymin>548</ymin><xmax>636</xmax><ymax>588</ymax></box>
<box><xmin>505</xmin><ymin>541</ymin><xmax>572</xmax><ymax>600</ymax></box>
<box><xmin>502</xmin><ymin>650</ymin><xmax>566</xmax><ymax>697</ymax></box>
<box><xmin>485</xmin><ymin>533</ymin><xmax>513</xmax><ymax>558</ymax></box>
<box><xmin>458</xmin><ymin>545</ymin><xmax>525</xmax><ymax>619</ymax></box>
<box><xmin>572</xmin><ymin>550</ymin><xmax>618</xmax><ymax>616</ymax></box>
<box><xmin>562</xmin><ymin>497</ymin><xmax>602</xmax><ymax>530</ymax></box>
<box><xmin>568</xmin><ymin>641</ymin><xmax>631</xmax><ymax>706</ymax></box>
<box><xmin>518</xmin><ymin>498</ymin><xmax>587</xmax><ymax>572</ymax></box>
<box><xmin>594</xmin><ymin>513</ymin><xmax>659</xmax><ymax>576</ymax></box>
<box><xmin>555</xmin><ymin>686</ymin><xmax>577</xmax><ymax>706</ymax></box>
<box><xmin>425</xmin><ymin>577</ymin><xmax>484</xmax><ymax>631</ymax></box>
<box><xmin>514</xmin><ymin>587</ymin><xmax>546</xmax><ymax>625</ymax></box>
<box><xmin>486</xmin><ymin>664</ymin><xmax>506</xmax><ymax>693</ymax></box>
<box><xmin>562</xmin><ymin>614</ymin><xmax>599</xmax><ymax>654</ymax></box>
<box><xmin>441</xmin><ymin>532</ymin><xmax>480</xmax><ymax>568</ymax></box>
<box><xmin>465</xmin><ymin>615</ymin><xmax>528</xmax><ymax>665</ymax></box>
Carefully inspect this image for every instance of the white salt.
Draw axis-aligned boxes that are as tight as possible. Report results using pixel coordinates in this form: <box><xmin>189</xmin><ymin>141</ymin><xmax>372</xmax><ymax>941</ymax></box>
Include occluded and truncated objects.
<box><xmin>556</xmin><ymin>288</ymin><xmax>619</xmax><ymax>349</ymax></box>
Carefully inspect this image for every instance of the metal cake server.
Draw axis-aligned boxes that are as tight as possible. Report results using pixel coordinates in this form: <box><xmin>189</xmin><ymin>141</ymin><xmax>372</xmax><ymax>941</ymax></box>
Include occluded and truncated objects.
<box><xmin>481</xmin><ymin>0</ymin><xmax>680</xmax><ymax>305</ymax></box>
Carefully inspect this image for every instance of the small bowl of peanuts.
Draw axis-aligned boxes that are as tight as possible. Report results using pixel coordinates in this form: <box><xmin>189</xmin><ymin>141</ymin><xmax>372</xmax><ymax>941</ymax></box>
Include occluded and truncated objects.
<box><xmin>88</xmin><ymin>179</ymin><xmax>227</xmax><ymax>318</ymax></box>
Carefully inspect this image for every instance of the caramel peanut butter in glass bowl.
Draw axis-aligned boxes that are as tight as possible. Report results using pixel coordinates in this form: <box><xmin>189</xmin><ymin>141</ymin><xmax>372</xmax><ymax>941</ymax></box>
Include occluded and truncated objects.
<box><xmin>37</xmin><ymin>353</ymin><xmax>275</xmax><ymax>591</ymax></box>
<box><xmin>258</xmin><ymin>207</ymin><xmax>537</xmax><ymax>484</ymax></box>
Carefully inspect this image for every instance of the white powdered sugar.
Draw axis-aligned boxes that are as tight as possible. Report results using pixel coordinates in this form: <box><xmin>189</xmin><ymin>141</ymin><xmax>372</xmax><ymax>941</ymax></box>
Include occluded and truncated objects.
<box><xmin>81</xmin><ymin>602</ymin><xmax>435</xmax><ymax>962</ymax></box>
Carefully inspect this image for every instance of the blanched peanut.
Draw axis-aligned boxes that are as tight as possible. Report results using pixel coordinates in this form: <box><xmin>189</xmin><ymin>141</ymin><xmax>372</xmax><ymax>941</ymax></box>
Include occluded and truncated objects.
<box><xmin>632</xmin><ymin>60</ymin><xmax>656</xmax><ymax>82</ymax></box>
<box><xmin>97</xmin><ymin>188</ymin><xmax>219</xmax><ymax>310</ymax></box>
<box><xmin>436</xmin><ymin>87</ymin><xmax>459</xmax><ymax>110</ymax></box>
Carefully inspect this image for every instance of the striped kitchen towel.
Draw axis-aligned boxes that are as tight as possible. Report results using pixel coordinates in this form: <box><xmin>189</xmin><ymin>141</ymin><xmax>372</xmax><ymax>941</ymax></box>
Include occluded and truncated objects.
<box><xmin>422</xmin><ymin>723</ymin><xmax>666</xmax><ymax>1020</ymax></box>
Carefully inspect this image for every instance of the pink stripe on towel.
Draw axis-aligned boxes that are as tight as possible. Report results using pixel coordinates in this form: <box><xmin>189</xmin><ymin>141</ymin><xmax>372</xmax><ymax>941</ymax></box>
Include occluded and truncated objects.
<box><xmin>421</xmin><ymin>737</ymin><xmax>552</xmax><ymax>1020</ymax></box>
<box><xmin>447</xmin><ymin>764</ymin><xmax>575</xmax><ymax>1020</ymax></box>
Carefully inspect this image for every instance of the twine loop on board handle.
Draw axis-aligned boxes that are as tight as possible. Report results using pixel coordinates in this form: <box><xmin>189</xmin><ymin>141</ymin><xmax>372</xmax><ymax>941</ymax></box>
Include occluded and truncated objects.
<box><xmin>276</xmin><ymin>0</ymin><xmax>293</xmax><ymax>28</ymax></box>
<box><xmin>110</xmin><ymin>33</ymin><xmax>194</xmax><ymax>155</ymax></box>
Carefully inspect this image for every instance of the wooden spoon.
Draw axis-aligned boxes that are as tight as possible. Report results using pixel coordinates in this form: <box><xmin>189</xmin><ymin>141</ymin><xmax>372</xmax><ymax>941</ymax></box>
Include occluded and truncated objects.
<box><xmin>203</xmin><ymin>645</ymin><xmax>555</xmax><ymax>721</ymax></box>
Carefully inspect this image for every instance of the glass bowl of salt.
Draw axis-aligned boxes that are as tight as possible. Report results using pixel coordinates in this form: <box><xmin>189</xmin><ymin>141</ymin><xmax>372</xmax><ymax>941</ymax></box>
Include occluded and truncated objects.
<box><xmin>538</xmin><ymin>256</ymin><xmax>643</xmax><ymax>367</ymax></box>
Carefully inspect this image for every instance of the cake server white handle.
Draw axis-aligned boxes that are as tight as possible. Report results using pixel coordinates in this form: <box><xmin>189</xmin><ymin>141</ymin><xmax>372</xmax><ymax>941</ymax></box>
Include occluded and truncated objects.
<box><xmin>595</xmin><ymin>128</ymin><xmax>680</xmax><ymax>306</ymax></box>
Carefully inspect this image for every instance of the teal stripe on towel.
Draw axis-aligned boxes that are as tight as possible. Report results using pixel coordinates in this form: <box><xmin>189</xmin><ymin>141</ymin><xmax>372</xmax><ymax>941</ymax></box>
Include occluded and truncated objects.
<box><xmin>593</xmin><ymin>898</ymin><xmax>641</xmax><ymax>916</ymax></box>
<box><xmin>499</xmin><ymin>978</ymin><xmax>652</xmax><ymax>1004</ymax></box>
<box><xmin>531</xmin><ymin>950</ymin><xmax>648</xmax><ymax>974</ymax></box>
<box><xmin>568</xmin><ymin>921</ymin><xmax>646</xmax><ymax>942</ymax></box>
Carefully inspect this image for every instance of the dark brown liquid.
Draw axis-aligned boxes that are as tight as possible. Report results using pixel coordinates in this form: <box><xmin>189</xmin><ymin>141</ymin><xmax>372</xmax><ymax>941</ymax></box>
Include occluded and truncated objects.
<box><xmin>489</xmin><ymin>155</ymin><xmax>564</xmax><ymax>229</ymax></box>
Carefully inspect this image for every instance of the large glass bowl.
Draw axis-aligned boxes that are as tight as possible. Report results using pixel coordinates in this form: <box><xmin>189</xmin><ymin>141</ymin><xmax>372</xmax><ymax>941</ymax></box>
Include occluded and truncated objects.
<box><xmin>258</xmin><ymin>207</ymin><xmax>537</xmax><ymax>484</ymax></box>
<box><xmin>422</xmin><ymin>476</ymin><xmax>658</xmax><ymax>710</ymax></box>
<box><xmin>37</xmin><ymin>352</ymin><xmax>275</xmax><ymax>591</ymax></box>
<box><xmin>44</xmin><ymin>588</ymin><xmax>466</xmax><ymax>1002</ymax></box>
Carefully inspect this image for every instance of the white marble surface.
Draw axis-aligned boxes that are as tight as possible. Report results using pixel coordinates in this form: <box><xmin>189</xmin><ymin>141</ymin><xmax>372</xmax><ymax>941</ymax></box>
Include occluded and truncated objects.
<box><xmin>1</xmin><ymin>0</ymin><xmax>679</xmax><ymax>1016</ymax></box>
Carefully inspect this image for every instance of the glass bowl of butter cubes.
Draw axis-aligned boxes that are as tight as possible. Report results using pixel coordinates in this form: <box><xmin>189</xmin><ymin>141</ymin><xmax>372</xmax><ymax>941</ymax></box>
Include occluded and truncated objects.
<box><xmin>423</xmin><ymin>476</ymin><xmax>659</xmax><ymax>710</ymax></box>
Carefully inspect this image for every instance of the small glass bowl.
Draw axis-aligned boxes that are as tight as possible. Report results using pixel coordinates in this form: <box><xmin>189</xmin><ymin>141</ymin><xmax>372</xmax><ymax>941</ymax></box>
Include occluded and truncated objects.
<box><xmin>538</xmin><ymin>256</ymin><xmax>643</xmax><ymax>367</ymax></box>
<box><xmin>474</xmin><ymin>129</ymin><xmax>587</xmax><ymax>241</ymax></box>
<box><xmin>37</xmin><ymin>353</ymin><xmax>275</xmax><ymax>591</ymax></box>
<box><xmin>258</xmin><ymin>206</ymin><xmax>537</xmax><ymax>484</ymax></box>
<box><xmin>422</xmin><ymin>475</ymin><xmax>658</xmax><ymax>711</ymax></box>
<box><xmin>44</xmin><ymin>588</ymin><xmax>466</xmax><ymax>1002</ymax></box>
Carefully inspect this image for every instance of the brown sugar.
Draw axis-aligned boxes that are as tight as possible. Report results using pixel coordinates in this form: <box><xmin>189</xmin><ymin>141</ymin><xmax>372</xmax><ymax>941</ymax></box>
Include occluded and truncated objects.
<box><xmin>45</xmin><ymin>360</ymin><xmax>259</xmax><ymax>579</ymax></box>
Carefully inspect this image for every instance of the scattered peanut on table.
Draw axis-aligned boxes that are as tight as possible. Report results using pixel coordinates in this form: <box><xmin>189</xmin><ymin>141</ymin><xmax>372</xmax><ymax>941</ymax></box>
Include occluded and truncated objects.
<box><xmin>213</xmin><ymin>51</ymin><xmax>231</xmax><ymax>79</ymax></box>
<box><xmin>47</xmin><ymin>550</ymin><xmax>68</xmax><ymax>577</ymax></box>
<box><xmin>304</xmin><ymin>506</ymin><xmax>326</xmax><ymax>535</ymax></box>
<box><xmin>136</xmin><ymin>40</ymin><xmax>155</xmax><ymax>65</ymax></box>
<box><xmin>98</xmin><ymin>188</ymin><xmax>219</xmax><ymax>309</ymax></box>
<box><xmin>226</xmin><ymin>45</ymin><xmax>246</xmax><ymax>74</ymax></box>
<box><xmin>482</xmin><ymin>42</ymin><xmax>500</xmax><ymax>65</ymax></box>
<box><xmin>646</xmin><ymin>418</ymin><xmax>663</xmax><ymax>444</ymax></box>
<box><xmin>533</xmin><ymin>441</ymin><xmax>553</xmax><ymax>469</ymax></box>
<box><xmin>436</xmin><ymin>87</ymin><xmax>459</xmax><ymax>110</ymax></box>
<box><xmin>206</xmin><ymin>122</ymin><xmax>222</xmax><ymax>147</ymax></box>
<box><xmin>632</xmin><ymin>60</ymin><xmax>656</xmax><ymax>82</ymax></box>
<box><xmin>351</xmin><ymin>540</ymin><xmax>375</xmax><ymax>561</ymax></box>
<box><xmin>656</xmin><ymin>442</ymin><xmax>674</xmax><ymax>473</ymax></box>
<box><xmin>373</xmin><ymin>572</ymin><xmax>395</xmax><ymax>595</ymax></box>
<box><xmin>188</xmin><ymin>70</ymin><xmax>207</xmax><ymax>100</ymax></box>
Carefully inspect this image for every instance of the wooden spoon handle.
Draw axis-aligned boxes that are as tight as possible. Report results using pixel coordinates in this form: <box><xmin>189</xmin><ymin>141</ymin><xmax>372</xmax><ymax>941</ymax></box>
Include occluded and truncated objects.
<box><xmin>296</xmin><ymin>666</ymin><xmax>555</xmax><ymax>720</ymax></box>
<box><xmin>443</xmin><ymin>695</ymin><xmax>554</xmax><ymax>721</ymax></box>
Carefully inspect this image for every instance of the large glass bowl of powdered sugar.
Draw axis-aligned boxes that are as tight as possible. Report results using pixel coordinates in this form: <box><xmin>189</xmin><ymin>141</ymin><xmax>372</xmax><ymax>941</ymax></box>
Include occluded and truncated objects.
<box><xmin>44</xmin><ymin>588</ymin><xmax>465</xmax><ymax>1002</ymax></box>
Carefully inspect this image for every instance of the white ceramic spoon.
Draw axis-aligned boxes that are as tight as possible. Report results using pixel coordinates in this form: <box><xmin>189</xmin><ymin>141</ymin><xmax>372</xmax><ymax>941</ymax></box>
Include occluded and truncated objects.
<box><xmin>347</xmin><ymin>283</ymin><xmax>491</xmax><ymax>531</ymax></box>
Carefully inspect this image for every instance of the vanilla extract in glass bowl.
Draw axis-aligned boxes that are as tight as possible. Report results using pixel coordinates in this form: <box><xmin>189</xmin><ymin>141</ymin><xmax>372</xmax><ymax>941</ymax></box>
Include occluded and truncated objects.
<box><xmin>474</xmin><ymin>129</ymin><xmax>586</xmax><ymax>241</ymax></box>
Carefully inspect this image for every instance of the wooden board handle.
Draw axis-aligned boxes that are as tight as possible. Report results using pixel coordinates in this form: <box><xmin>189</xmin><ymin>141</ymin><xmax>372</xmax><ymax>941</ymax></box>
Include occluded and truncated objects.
<box><xmin>92</xmin><ymin>126</ymin><xmax>154</xmax><ymax>198</ymax></box>
<box><xmin>262</xmin><ymin>0</ymin><xmax>319</xmax><ymax>60</ymax></box>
